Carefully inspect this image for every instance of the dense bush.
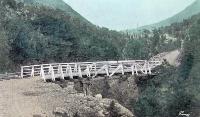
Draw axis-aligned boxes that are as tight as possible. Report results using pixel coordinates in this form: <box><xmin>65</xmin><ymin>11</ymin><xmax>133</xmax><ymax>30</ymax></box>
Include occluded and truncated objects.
<box><xmin>134</xmin><ymin>15</ymin><xmax>200</xmax><ymax>117</ymax></box>
<box><xmin>133</xmin><ymin>63</ymin><xmax>194</xmax><ymax>117</ymax></box>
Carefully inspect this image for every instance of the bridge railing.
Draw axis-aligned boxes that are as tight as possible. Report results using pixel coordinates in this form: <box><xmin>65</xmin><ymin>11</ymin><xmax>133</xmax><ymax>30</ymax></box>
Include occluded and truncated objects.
<box><xmin>21</xmin><ymin>60</ymin><xmax>162</xmax><ymax>81</ymax></box>
<box><xmin>0</xmin><ymin>72</ymin><xmax>20</xmax><ymax>80</ymax></box>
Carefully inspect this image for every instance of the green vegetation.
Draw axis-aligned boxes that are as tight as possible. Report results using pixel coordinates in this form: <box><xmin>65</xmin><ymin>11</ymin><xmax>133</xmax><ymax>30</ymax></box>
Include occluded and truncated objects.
<box><xmin>1</xmin><ymin>0</ymin><xmax>200</xmax><ymax>116</ymax></box>
<box><xmin>133</xmin><ymin>13</ymin><xmax>200</xmax><ymax>117</ymax></box>
<box><xmin>0</xmin><ymin>0</ymin><xmax>181</xmax><ymax>72</ymax></box>
<box><xmin>0</xmin><ymin>0</ymin><xmax>128</xmax><ymax>72</ymax></box>
<box><xmin>134</xmin><ymin>63</ymin><xmax>194</xmax><ymax>117</ymax></box>
<box><xmin>180</xmin><ymin>17</ymin><xmax>200</xmax><ymax>108</ymax></box>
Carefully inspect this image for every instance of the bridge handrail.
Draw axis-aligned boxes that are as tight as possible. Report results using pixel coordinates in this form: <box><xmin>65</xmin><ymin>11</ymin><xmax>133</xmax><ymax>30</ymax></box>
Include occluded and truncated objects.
<box><xmin>20</xmin><ymin>59</ymin><xmax>162</xmax><ymax>81</ymax></box>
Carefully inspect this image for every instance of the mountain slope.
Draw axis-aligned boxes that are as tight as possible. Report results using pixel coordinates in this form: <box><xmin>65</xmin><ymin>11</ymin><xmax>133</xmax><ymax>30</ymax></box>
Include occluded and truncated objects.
<box><xmin>128</xmin><ymin>0</ymin><xmax>200</xmax><ymax>31</ymax></box>
<box><xmin>0</xmin><ymin>0</ymin><xmax>127</xmax><ymax>71</ymax></box>
<box><xmin>16</xmin><ymin>0</ymin><xmax>91</xmax><ymax>25</ymax></box>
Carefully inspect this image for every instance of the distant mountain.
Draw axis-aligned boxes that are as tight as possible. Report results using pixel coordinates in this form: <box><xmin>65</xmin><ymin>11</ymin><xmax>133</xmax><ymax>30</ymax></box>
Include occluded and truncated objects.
<box><xmin>127</xmin><ymin>0</ymin><xmax>200</xmax><ymax>32</ymax></box>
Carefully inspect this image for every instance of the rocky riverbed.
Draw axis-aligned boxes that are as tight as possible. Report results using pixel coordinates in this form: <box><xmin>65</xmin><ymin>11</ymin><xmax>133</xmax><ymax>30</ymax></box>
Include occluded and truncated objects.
<box><xmin>0</xmin><ymin>77</ymin><xmax>135</xmax><ymax>117</ymax></box>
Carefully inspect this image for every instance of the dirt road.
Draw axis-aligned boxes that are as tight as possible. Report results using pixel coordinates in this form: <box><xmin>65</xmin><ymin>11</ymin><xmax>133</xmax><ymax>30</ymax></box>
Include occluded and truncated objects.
<box><xmin>0</xmin><ymin>77</ymin><xmax>78</xmax><ymax>117</ymax></box>
<box><xmin>0</xmin><ymin>78</ymin><xmax>49</xmax><ymax>117</ymax></box>
<box><xmin>0</xmin><ymin>77</ymin><xmax>134</xmax><ymax>117</ymax></box>
<box><xmin>162</xmin><ymin>49</ymin><xmax>181</xmax><ymax>66</ymax></box>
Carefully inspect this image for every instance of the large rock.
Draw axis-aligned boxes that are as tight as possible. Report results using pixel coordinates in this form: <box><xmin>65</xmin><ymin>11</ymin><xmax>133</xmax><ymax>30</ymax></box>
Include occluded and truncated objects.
<box><xmin>90</xmin><ymin>76</ymin><xmax>138</xmax><ymax>112</ymax></box>
<box><xmin>53</xmin><ymin>95</ymin><xmax>134</xmax><ymax>117</ymax></box>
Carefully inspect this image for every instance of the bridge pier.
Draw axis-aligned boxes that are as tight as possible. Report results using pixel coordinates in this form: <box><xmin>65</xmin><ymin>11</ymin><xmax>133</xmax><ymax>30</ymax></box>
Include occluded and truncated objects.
<box><xmin>59</xmin><ymin>64</ymin><xmax>65</xmax><ymax>80</ymax></box>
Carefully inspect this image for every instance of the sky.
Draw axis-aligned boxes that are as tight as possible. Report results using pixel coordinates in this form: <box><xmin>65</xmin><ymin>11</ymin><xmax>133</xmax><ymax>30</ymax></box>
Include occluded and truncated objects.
<box><xmin>63</xmin><ymin>0</ymin><xmax>195</xmax><ymax>30</ymax></box>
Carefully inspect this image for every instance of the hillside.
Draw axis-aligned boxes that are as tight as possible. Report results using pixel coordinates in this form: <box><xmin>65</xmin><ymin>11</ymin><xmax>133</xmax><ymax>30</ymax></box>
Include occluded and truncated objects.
<box><xmin>0</xmin><ymin>0</ymin><xmax>189</xmax><ymax>73</ymax></box>
<box><xmin>0</xmin><ymin>0</ymin><xmax>128</xmax><ymax>72</ymax></box>
<box><xmin>127</xmin><ymin>0</ymin><xmax>200</xmax><ymax>32</ymax></box>
<box><xmin>132</xmin><ymin>11</ymin><xmax>200</xmax><ymax>117</ymax></box>
<box><xmin>1</xmin><ymin>0</ymin><xmax>180</xmax><ymax>73</ymax></box>
<box><xmin>16</xmin><ymin>0</ymin><xmax>91</xmax><ymax>25</ymax></box>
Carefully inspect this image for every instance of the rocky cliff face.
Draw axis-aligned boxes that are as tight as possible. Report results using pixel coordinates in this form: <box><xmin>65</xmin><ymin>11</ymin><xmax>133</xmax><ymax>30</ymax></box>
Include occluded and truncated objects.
<box><xmin>91</xmin><ymin>76</ymin><xmax>139</xmax><ymax>111</ymax></box>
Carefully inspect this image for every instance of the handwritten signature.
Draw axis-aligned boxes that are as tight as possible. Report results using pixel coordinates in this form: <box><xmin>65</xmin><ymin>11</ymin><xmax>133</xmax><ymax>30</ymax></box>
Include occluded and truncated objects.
<box><xmin>179</xmin><ymin>111</ymin><xmax>190</xmax><ymax>117</ymax></box>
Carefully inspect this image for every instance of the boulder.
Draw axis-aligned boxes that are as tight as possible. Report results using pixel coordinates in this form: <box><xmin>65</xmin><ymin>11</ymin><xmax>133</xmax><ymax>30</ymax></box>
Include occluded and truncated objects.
<box><xmin>95</xmin><ymin>94</ymin><xmax>103</xmax><ymax>100</ymax></box>
<box><xmin>53</xmin><ymin>95</ymin><xmax>134</xmax><ymax>117</ymax></box>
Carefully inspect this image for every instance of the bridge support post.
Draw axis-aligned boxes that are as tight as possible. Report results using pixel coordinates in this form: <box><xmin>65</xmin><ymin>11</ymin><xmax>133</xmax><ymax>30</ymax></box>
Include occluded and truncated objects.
<box><xmin>41</xmin><ymin>65</ymin><xmax>46</xmax><ymax>82</ymax></box>
<box><xmin>68</xmin><ymin>65</ymin><xmax>73</xmax><ymax>79</ymax></box>
<box><xmin>78</xmin><ymin>64</ymin><xmax>82</xmax><ymax>78</ymax></box>
<box><xmin>74</xmin><ymin>63</ymin><xmax>78</xmax><ymax>73</ymax></box>
<box><xmin>149</xmin><ymin>68</ymin><xmax>152</xmax><ymax>74</ymax></box>
<box><xmin>21</xmin><ymin>66</ymin><xmax>24</xmax><ymax>78</ymax></box>
<box><xmin>131</xmin><ymin>64</ymin><xmax>135</xmax><ymax>75</ymax></box>
<box><xmin>59</xmin><ymin>64</ymin><xmax>64</xmax><ymax>80</ymax></box>
<box><xmin>86</xmin><ymin>65</ymin><xmax>91</xmax><ymax>77</ymax></box>
<box><xmin>40</xmin><ymin>66</ymin><xmax>42</xmax><ymax>77</ymax></box>
<box><xmin>144</xmin><ymin>61</ymin><xmax>148</xmax><ymax>74</ymax></box>
<box><xmin>135</xmin><ymin>65</ymin><xmax>138</xmax><ymax>75</ymax></box>
<box><xmin>94</xmin><ymin>63</ymin><xmax>97</xmax><ymax>77</ymax></box>
<box><xmin>50</xmin><ymin>65</ymin><xmax>55</xmax><ymax>81</ymax></box>
<box><xmin>106</xmin><ymin>64</ymin><xmax>109</xmax><ymax>76</ymax></box>
<box><xmin>31</xmin><ymin>66</ymin><xmax>34</xmax><ymax>77</ymax></box>
<box><xmin>144</xmin><ymin>68</ymin><xmax>148</xmax><ymax>74</ymax></box>
<box><xmin>147</xmin><ymin>62</ymin><xmax>152</xmax><ymax>74</ymax></box>
<box><xmin>121</xmin><ymin>63</ymin><xmax>124</xmax><ymax>75</ymax></box>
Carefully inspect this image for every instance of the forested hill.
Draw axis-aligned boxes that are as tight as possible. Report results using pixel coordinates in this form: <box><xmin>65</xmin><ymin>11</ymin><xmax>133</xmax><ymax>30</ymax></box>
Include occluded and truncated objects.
<box><xmin>1</xmin><ymin>0</ymin><xmax>198</xmax><ymax>74</ymax></box>
<box><xmin>133</xmin><ymin>12</ymin><xmax>200</xmax><ymax>117</ymax></box>
<box><xmin>16</xmin><ymin>0</ymin><xmax>92</xmax><ymax>25</ymax></box>
<box><xmin>0</xmin><ymin>0</ymin><xmax>128</xmax><ymax>72</ymax></box>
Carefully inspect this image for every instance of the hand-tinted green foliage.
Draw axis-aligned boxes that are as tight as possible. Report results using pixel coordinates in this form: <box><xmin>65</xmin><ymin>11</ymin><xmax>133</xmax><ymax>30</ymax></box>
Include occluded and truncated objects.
<box><xmin>1</xmin><ymin>0</ymin><xmax>200</xmax><ymax>116</ymax></box>
<box><xmin>180</xmin><ymin>18</ymin><xmax>200</xmax><ymax>79</ymax></box>
<box><xmin>123</xmin><ymin>39</ymin><xmax>150</xmax><ymax>59</ymax></box>
<box><xmin>0</xmin><ymin>0</ymin><xmax>127</xmax><ymax>71</ymax></box>
<box><xmin>179</xmin><ymin>17</ymin><xmax>200</xmax><ymax>113</ymax></box>
<box><xmin>167</xmin><ymin>87</ymin><xmax>194</xmax><ymax>117</ymax></box>
<box><xmin>0</xmin><ymin>0</ymin><xmax>187</xmax><ymax>72</ymax></box>
<box><xmin>2</xmin><ymin>0</ymin><xmax>17</xmax><ymax>9</ymax></box>
<box><xmin>134</xmin><ymin>14</ymin><xmax>200</xmax><ymax>117</ymax></box>
<box><xmin>134</xmin><ymin>63</ymin><xmax>194</xmax><ymax>117</ymax></box>
<box><xmin>0</xmin><ymin>29</ymin><xmax>12</xmax><ymax>72</ymax></box>
<box><xmin>134</xmin><ymin>86</ymin><xmax>161</xmax><ymax>117</ymax></box>
<box><xmin>134</xmin><ymin>64</ymin><xmax>176</xmax><ymax>117</ymax></box>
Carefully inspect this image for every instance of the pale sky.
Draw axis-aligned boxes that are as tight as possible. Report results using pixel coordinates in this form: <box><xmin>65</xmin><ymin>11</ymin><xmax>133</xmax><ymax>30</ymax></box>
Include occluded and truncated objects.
<box><xmin>63</xmin><ymin>0</ymin><xmax>195</xmax><ymax>30</ymax></box>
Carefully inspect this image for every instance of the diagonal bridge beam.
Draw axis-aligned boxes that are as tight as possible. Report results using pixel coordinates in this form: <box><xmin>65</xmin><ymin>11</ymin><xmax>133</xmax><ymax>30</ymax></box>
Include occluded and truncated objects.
<box><xmin>21</xmin><ymin>60</ymin><xmax>162</xmax><ymax>82</ymax></box>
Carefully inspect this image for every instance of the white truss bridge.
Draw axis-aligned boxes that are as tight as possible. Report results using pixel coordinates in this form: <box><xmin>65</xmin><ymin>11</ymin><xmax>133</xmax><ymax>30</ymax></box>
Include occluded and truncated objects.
<box><xmin>21</xmin><ymin>55</ymin><xmax>163</xmax><ymax>82</ymax></box>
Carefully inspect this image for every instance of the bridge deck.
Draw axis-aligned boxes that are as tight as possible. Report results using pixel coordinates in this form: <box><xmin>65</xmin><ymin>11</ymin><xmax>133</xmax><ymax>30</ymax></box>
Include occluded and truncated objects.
<box><xmin>21</xmin><ymin>60</ymin><xmax>162</xmax><ymax>82</ymax></box>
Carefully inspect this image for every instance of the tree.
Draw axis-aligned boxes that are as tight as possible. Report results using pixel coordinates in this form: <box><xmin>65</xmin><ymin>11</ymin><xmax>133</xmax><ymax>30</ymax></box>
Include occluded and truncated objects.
<box><xmin>123</xmin><ymin>39</ymin><xmax>148</xmax><ymax>59</ymax></box>
<box><xmin>0</xmin><ymin>29</ymin><xmax>11</xmax><ymax>72</ymax></box>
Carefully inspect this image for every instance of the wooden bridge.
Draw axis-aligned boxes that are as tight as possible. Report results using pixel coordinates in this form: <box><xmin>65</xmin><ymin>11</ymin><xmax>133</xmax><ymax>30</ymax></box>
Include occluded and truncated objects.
<box><xmin>21</xmin><ymin>56</ymin><xmax>162</xmax><ymax>82</ymax></box>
